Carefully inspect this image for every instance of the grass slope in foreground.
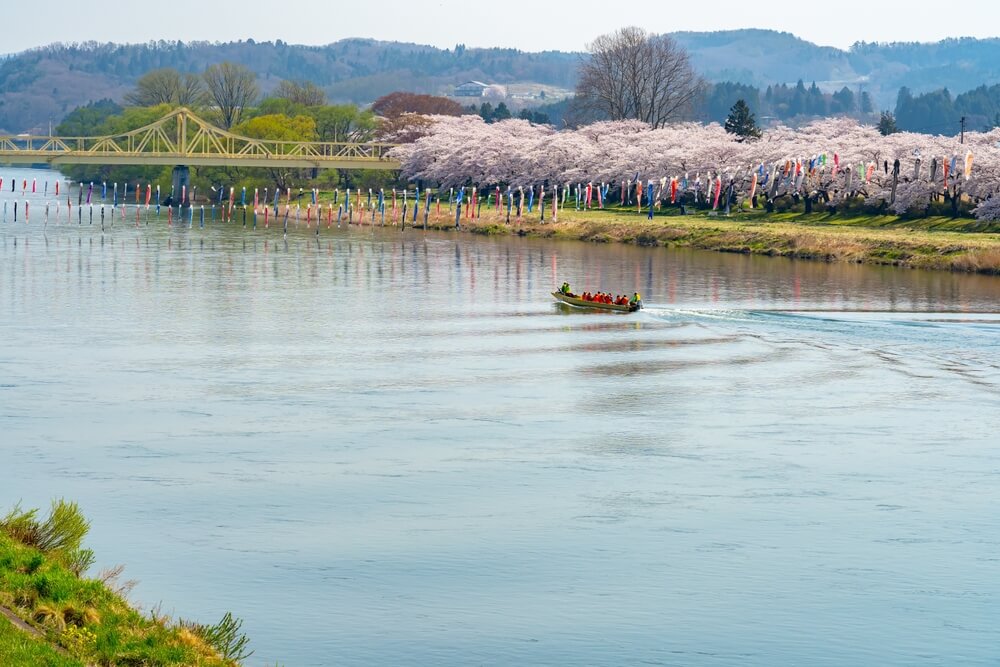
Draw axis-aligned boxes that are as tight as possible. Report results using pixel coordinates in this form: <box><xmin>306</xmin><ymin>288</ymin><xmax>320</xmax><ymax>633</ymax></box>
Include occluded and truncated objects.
<box><xmin>0</xmin><ymin>610</ymin><xmax>84</xmax><ymax>667</ymax></box>
<box><xmin>0</xmin><ymin>500</ymin><xmax>251</xmax><ymax>667</ymax></box>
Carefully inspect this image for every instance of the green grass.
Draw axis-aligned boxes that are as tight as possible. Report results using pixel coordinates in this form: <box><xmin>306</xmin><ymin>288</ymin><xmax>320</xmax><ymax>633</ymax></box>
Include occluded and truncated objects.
<box><xmin>0</xmin><ymin>613</ymin><xmax>84</xmax><ymax>667</ymax></box>
<box><xmin>574</xmin><ymin>204</ymin><xmax>1000</xmax><ymax>234</ymax></box>
<box><xmin>0</xmin><ymin>502</ymin><xmax>247</xmax><ymax>666</ymax></box>
<box><xmin>398</xmin><ymin>204</ymin><xmax>1000</xmax><ymax>274</ymax></box>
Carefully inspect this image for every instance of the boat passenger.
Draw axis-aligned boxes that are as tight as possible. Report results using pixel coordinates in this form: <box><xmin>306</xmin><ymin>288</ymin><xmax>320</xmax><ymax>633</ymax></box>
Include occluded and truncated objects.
<box><xmin>560</xmin><ymin>282</ymin><xmax>571</xmax><ymax>295</ymax></box>
<box><xmin>629</xmin><ymin>292</ymin><xmax>642</xmax><ymax>307</ymax></box>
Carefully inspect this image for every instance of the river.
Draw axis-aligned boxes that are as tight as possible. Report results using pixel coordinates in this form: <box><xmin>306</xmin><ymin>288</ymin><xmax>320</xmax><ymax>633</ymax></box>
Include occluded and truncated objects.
<box><xmin>1</xmin><ymin>168</ymin><xmax>999</xmax><ymax>666</ymax></box>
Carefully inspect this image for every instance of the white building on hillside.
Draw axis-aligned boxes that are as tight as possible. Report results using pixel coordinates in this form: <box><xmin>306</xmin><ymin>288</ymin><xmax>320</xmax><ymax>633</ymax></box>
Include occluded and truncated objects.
<box><xmin>454</xmin><ymin>81</ymin><xmax>489</xmax><ymax>97</ymax></box>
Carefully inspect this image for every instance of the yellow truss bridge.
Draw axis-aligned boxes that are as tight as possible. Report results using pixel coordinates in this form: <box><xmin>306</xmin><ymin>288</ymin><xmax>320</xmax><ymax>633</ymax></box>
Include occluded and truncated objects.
<box><xmin>0</xmin><ymin>107</ymin><xmax>401</xmax><ymax>170</ymax></box>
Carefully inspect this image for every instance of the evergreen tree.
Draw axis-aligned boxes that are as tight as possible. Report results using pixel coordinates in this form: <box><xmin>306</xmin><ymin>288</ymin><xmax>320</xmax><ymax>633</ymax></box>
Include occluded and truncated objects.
<box><xmin>518</xmin><ymin>108</ymin><xmax>550</xmax><ymax>125</ymax></box>
<box><xmin>894</xmin><ymin>86</ymin><xmax>955</xmax><ymax>132</ymax></box>
<box><xmin>788</xmin><ymin>79</ymin><xmax>807</xmax><ymax>116</ymax></box>
<box><xmin>492</xmin><ymin>102</ymin><xmax>512</xmax><ymax>121</ymax></box>
<box><xmin>807</xmin><ymin>81</ymin><xmax>827</xmax><ymax>115</ymax></box>
<box><xmin>724</xmin><ymin>99</ymin><xmax>762</xmax><ymax>141</ymax></box>
<box><xmin>831</xmin><ymin>86</ymin><xmax>855</xmax><ymax>114</ymax></box>
<box><xmin>859</xmin><ymin>91</ymin><xmax>874</xmax><ymax>114</ymax></box>
<box><xmin>878</xmin><ymin>110</ymin><xmax>899</xmax><ymax>135</ymax></box>
<box><xmin>701</xmin><ymin>81</ymin><xmax>760</xmax><ymax>124</ymax></box>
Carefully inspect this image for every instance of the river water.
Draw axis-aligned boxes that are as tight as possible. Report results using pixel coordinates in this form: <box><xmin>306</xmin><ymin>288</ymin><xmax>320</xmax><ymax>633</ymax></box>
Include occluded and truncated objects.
<box><xmin>1</xmin><ymin>168</ymin><xmax>999</xmax><ymax>666</ymax></box>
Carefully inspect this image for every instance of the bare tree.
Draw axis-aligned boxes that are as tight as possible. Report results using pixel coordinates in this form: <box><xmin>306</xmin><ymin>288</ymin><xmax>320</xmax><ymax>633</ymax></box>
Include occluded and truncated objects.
<box><xmin>125</xmin><ymin>69</ymin><xmax>180</xmax><ymax>107</ymax></box>
<box><xmin>203</xmin><ymin>62</ymin><xmax>259</xmax><ymax>129</ymax></box>
<box><xmin>176</xmin><ymin>73</ymin><xmax>207</xmax><ymax>107</ymax></box>
<box><xmin>273</xmin><ymin>80</ymin><xmax>326</xmax><ymax>107</ymax></box>
<box><xmin>125</xmin><ymin>69</ymin><xmax>206</xmax><ymax>108</ymax></box>
<box><xmin>574</xmin><ymin>26</ymin><xmax>704</xmax><ymax>128</ymax></box>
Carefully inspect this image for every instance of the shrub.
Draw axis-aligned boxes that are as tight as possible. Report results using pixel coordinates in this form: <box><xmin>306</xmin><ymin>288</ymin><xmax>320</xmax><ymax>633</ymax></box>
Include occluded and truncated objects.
<box><xmin>24</xmin><ymin>552</ymin><xmax>45</xmax><ymax>574</ymax></box>
<box><xmin>36</xmin><ymin>501</ymin><xmax>90</xmax><ymax>554</ymax></box>
<box><xmin>62</xmin><ymin>604</ymin><xmax>100</xmax><ymax>628</ymax></box>
<box><xmin>199</xmin><ymin>612</ymin><xmax>253</xmax><ymax>661</ymax></box>
<box><xmin>0</xmin><ymin>505</ymin><xmax>42</xmax><ymax>545</ymax></box>
<box><xmin>12</xmin><ymin>586</ymin><xmax>38</xmax><ymax>609</ymax></box>
<box><xmin>33</xmin><ymin>603</ymin><xmax>66</xmax><ymax>631</ymax></box>
<box><xmin>34</xmin><ymin>571</ymin><xmax>76</xmax><ymax>602</ymax></box>
<box><xmin>1</xmin><ymin>500</ymin><xmax>90</xmax><ymax>556</ymax></box>
<box><xmin>97</xmin><ymin>564</ymin><xmax>137</xmax><ymax>599</ymax></box>
<box><xmin>65</xmin><ymin>548</ymin><xmax>95</xmax><ymax>577</ymax></box>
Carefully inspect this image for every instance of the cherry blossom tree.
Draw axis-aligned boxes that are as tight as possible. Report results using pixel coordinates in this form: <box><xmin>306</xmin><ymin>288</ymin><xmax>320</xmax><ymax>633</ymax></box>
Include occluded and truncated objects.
<box><xmin>391</xmin><ymin>114</ymin><xmax>1000</xmax><ymax>217</ymax></box>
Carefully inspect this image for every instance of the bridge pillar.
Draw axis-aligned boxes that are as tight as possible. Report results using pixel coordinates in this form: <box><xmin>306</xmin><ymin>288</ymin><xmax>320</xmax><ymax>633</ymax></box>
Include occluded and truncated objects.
<box><xmin>171</xmin><ymin>166</ymin><xmax>190</xmax><ymax>208</ymax></box>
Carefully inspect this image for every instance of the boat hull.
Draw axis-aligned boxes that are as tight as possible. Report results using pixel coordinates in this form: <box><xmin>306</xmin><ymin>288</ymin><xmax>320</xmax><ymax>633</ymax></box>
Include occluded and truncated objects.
<box><xmin>552</xmin><ymin>291</ymin><xmax>640</xmax><ymax>312</ymax></box>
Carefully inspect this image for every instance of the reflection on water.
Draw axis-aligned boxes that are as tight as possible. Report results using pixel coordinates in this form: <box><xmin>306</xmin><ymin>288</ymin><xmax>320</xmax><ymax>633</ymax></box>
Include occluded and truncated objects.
<box><xmin>2</xmin><ymin>168</ymin><xmax>1000</xmax><ymax>666</ymax></box>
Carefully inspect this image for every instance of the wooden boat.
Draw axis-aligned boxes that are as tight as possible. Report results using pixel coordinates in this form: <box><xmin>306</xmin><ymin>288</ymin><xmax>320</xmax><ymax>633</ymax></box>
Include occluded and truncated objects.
<box><xmin>552</xmin><ymin>291</ymin><xmax>641</xmax><ymax>312</ymax></box>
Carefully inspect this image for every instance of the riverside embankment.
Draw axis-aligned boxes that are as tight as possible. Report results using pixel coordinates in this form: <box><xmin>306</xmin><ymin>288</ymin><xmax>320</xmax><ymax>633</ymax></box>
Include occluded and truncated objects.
<box><xmin>404</xmin><ymin>206</ymin><xmax>1000</xmax><ymax>274</ymax></box>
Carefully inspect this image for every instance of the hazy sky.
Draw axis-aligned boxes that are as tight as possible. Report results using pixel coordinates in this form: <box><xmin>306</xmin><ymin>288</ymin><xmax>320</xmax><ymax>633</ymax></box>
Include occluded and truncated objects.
<box><xmin>8</xmin><ymin>0</ymin><xmax>1000</xmax><ymax>54</ymax></box>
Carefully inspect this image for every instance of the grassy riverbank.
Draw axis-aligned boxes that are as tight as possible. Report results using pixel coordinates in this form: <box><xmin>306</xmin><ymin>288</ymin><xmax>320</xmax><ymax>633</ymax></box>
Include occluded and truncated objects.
<box><xmin>0</xmin><ymin>609</ymin><xmax>84</xmax><ymax>667</ymax></box>
<box><xmin>0</xmin><ymin>501</ymin><xmax>249</xmax><ymax>666</ymax></box>
<box><xmin>383</xmin><ymin>205</ymin><xmax>1000</xmax><ymax>274</ymax></box>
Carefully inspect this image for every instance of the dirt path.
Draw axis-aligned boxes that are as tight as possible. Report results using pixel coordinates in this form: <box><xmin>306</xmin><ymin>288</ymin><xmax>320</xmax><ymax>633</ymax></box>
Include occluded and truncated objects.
<box><xmin>0</xmin><ymin>603</ymin><xmax>41</xmax><ymax>637</ymax></box>
<box><xmin>0</xmin><ymin>602</ymin><xmax>92</xmax><ymax>665</ymax></box>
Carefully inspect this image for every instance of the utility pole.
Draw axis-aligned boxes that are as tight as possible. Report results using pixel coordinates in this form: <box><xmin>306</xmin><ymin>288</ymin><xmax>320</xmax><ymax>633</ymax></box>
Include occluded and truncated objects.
<box><xmin>961</xmin><ymin>116</ymin><xmax>967</xmax><ymax>144</ymax></box>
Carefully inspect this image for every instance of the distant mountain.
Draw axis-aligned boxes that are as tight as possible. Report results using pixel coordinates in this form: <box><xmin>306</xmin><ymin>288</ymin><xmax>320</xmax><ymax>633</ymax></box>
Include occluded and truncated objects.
<box><xmin>672</xmin><ymin>30</ymin><xmax>855</xmax><ymax>89</ymax></box>
<box><xmin>0</xmin><ymin>39</ymin><xmax>579</xmax><ymax>133</ymax></box>
<box><xmin>1</xmin><ymin>31</ymin><xmax>1000</xmax><ymax>133</ymax></box>
<box><xmin>673</xmin><ymin>30</ymin><xmax>1000</xmax><ymax>109</ymax></box>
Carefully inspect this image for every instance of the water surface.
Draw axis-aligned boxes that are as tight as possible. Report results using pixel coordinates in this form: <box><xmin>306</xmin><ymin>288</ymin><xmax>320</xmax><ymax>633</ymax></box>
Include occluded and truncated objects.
<box><xmin>2</xmin><ymin>168</ymin><xmax>999</xmax><ymax>665</ymax></box>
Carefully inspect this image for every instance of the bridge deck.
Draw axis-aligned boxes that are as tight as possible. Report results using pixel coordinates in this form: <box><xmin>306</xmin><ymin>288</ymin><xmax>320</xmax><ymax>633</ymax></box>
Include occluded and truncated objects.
<box><xmin>0</xmin><ymin>152</ymin><xmax>401</xmax><ymax>170</ymax></box>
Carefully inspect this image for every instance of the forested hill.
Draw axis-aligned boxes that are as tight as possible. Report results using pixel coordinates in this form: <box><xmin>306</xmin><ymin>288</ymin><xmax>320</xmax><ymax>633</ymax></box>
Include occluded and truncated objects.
<box><xmin>673</xmin><ymin>30</ymin><xmax>1000</xmax><ymax>108</ymax></box>
<box><xmin>672</xmin><ymin>30</ymin><xmax>853</xmax><ymax>89</ymax></box>
<box><xmin>0</xmin><ymin>39</ymin><xmax>579</xmax><ymax>133</ymax></box>
<box><xmin>3</xmin><ymin>31</ymin><xmax>1000</xmax><ymax>133</ymax></box>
